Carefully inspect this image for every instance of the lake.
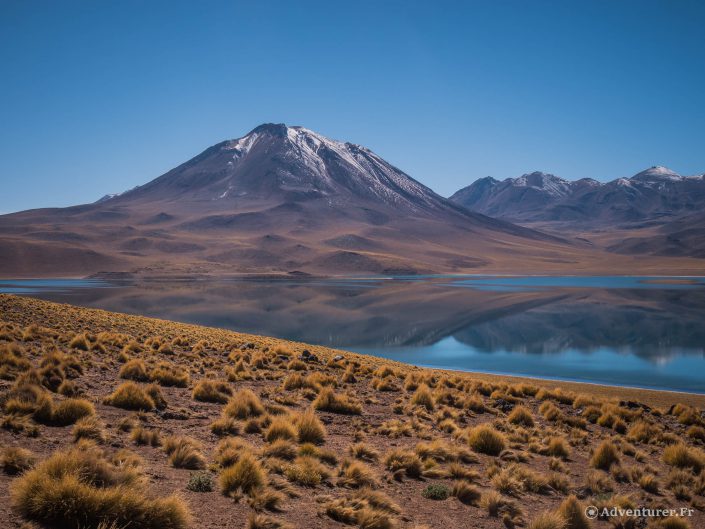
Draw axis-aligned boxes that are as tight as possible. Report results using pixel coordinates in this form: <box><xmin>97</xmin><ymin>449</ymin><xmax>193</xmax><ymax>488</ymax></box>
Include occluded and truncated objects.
<box><xmin>2</xmin><ymin>275</ymin><xmax>705</xmax><ymax>393</ymax></box>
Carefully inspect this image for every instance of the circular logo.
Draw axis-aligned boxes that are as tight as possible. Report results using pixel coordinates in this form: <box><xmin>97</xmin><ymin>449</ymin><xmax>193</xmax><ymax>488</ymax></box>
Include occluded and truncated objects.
<box><xmin>585</xmin><ymin>506</ymin><xmax>599</xmax><ymax>519</ymax></box>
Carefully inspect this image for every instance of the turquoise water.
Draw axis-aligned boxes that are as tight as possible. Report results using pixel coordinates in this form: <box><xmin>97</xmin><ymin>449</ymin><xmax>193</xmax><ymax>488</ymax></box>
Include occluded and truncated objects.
<box><xmin>446</xmin><ymin>275</ymin><xmax>705</xmax><ymax>291</ymax></box>
<box><xmin>355</xmin><ymin>337</ymin><xmax>705</xmax><ymax>394</ymax></box>
<box><xmin>2</xmin><ymin>276</ymin><xmax>704</xmax><ymax>393</ymax></box>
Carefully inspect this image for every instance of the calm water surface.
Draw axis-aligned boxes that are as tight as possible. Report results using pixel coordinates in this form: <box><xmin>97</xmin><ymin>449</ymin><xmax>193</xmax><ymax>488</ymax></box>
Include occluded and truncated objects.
<box><xmin>2</xmin><ymin>275</ymin><xmax>705</xmax><ymax>393</ymax></box>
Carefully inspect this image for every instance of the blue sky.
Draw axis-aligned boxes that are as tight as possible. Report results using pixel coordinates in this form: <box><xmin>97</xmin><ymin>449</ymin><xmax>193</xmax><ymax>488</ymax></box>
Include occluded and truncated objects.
<box><xmin>1</xmin><ymin>0</ymin><xmax>704</xmax><ymax>213</ymax></box>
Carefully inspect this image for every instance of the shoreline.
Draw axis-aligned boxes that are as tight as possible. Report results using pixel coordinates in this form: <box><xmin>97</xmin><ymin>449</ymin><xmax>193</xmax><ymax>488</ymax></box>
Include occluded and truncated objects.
<box><xmin>395</xmin><ymin>362</ymin><xmax>705</xmax><ymax>397</ymax></box>
<box><xmin>1</xmin><ymin>293</ymin><xmax>703</xmax><ymax>409</ymax></box>
<box><xmin>1</xmin><ymin>271</ymin><xmax>705</xmax><ymax>281</ymax></box>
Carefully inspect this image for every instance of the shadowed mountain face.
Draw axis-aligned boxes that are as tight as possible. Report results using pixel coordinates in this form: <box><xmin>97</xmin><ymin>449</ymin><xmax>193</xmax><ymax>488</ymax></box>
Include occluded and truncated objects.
<box><xmin>450</xmin><ymin>167</ymin><xmax>705</xmax><ymax>257</ymax></box>
<box><xmin>451</xmin><ymin>167</ymin><xmax>705</xmax><ymax>224</ymax></box>
<box><xmin>3</xmin><ymin>123</ymin><xmax>638</xmax><ymax>278</ymax></box>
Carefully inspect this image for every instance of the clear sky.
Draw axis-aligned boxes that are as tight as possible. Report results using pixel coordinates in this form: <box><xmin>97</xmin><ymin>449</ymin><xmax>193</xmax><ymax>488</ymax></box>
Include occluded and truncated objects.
<box><xmin>1</xmin><ymin>0</ymin><xmax>704</xmax><ymax>213</ymax></box>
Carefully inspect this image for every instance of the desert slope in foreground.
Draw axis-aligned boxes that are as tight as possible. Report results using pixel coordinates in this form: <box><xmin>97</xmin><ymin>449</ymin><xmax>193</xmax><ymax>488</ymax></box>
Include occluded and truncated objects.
<box><xmin>0</xmin><ymin>294</ymin><xmax>703</xmax><ymax>529</ymax></box>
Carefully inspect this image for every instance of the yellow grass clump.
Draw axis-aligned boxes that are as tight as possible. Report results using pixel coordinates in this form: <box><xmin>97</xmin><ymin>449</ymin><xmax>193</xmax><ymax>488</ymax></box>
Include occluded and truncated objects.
<box><xmin>296</xmin><ymin>409</ymin><xmax>326</xmax><ymax>444</ymax></box>
<box><xmin>223</xmin><ymin>389</ymin><xmax>266</xmax><ymax>419</ymax></box>
<box><xmin>467</xmin><ymin>424</ymin><xmax>506</xmax><ymax>456</ymax></box>
<box><xmin>192</xmin><ymin>379</ymin><xmax>232</xmax><ymax>403</ymax></box>
<box><xmin>410</xmin><ymin>384</ymin><xmax>435</xmax><ymax>411</ymax></box>
<box><xmin>10</xmin><ymin>447</ymin><xmax>190</xmax><ymax>529</ymax></box>
<box><xmin>590</xmin><ymin>440</ymin><xmax>620</xmax><ymax>470</ymax></box>
<box><xmin>1</xmin><ymin>446</ymin><xmax>36</xmax><ymax>475</ymax></box>
<box><xmin>104</xmin><ymin>382</ymin><xmax>164</xmax><ymax>411</ymax></box>
<box><xmin>663</xmin><ymin>443</ymin><xmax>704</xmax><ymax>473</ymax></box>
<box><xmin>119</xmin><ymin>358</ymin><xmax>149</xmax><ymax>382</ymax></box>
<box><xmin>528</xmin><ymin>510</ymin><xmax>566</xmax><ymax>529</ymax></box>
<box><xmin>508</xmin><ymin>405</ymin><xmax>535</xmax><ymax>426</ymax></box>
<box><xmin>556</xmin><ymin>495</ymin><xmax>590</xmax><ymax>529</ymax></box>
<box><xmin>163</xmin><ymin>436</ymin><xmax>206</xmax><ymax>470</ymax></box>
<box><xmin>264</xmin><ymin>416</ymin><xmax>297</xmax><ymax>443</ymax></box>
<box><xmin>313</xmin><ymin>387</ymin><xmax>362</xmax><ymax>415</ymax></box>
<box><xmin>220</xmin><ymin>452</ymin><xmax>267</xmax><ymax>496</ymax></box>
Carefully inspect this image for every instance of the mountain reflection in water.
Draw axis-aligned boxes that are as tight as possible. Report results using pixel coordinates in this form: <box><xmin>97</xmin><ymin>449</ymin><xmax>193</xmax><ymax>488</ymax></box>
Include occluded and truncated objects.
<box><xmin>2</xmin><ymin>276</ymin><xmax>704</xmax><ymax>392</ymax></box>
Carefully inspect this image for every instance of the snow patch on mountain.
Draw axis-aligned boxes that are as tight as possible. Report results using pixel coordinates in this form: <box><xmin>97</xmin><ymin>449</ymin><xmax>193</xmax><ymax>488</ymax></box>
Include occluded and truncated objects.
<box><xmin>216</xmin><ymin>124</ymin><xmax>440</xmax><ymax>211</ymax></box>
<box><xmin>510</xmin><ymin>172</ymin><xmax>572</xmax><ymax>197</ymax></box>
<box><xmin>630</xmin><ymin>166</ymin><xmax>682</xmax><ymax>182</ymax></box>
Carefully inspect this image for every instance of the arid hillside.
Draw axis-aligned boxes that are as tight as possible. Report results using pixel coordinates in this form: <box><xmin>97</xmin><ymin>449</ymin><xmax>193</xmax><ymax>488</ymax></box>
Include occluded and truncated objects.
<box><xmin>0</xmin><ymin>294</ymin><xmax>704</xmax><ymax>529</ymax></box>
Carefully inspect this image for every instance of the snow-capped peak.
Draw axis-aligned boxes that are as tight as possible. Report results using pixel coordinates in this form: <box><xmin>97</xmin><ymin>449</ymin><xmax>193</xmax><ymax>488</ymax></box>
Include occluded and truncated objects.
<box><xmin>95</xmin><ymin>193</ymin><xmax>119</xmax><ymax>203</ymax></box>
<box><xmin>630</xmin><ymin>166</ymin><xmax>682</xmax><ymax>182</ymax></box>
<box><xmin>511</xmin><ymin>171</ymin><xmax>571</xmax><ymax>197</ymax></box>
<box><xmin>172</xmin><ymin>123</ymin><xmax>445</xmax><ymax>212</ymax></box>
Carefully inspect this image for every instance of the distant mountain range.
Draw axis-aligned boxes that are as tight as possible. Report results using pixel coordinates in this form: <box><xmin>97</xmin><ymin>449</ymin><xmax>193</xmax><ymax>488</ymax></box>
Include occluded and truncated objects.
<box><xmin>450</xmin><ymin>166</ymin><xmax>705</xmax><ymax>257</ymax></box>
<box><xmin>1</xmin><ymin>123</ymin><xmax>610</xmax><ymax>278</ymax></box>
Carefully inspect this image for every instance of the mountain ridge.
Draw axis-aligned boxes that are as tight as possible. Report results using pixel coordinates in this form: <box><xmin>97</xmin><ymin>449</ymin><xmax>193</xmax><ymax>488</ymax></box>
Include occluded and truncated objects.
<box><xmin>451</xmin><ymin>166</ymin><xmax>705</xmax><ymax>223</ymax></box>
<box><xmin>1</xmin><ymin>123</ymin><xmax>605</xmax><ymax>278</ymax></box>
<box><xmin>450</xmin><ymin>166</ymin><xmax>705</xmax><ymax>257</ymax></box>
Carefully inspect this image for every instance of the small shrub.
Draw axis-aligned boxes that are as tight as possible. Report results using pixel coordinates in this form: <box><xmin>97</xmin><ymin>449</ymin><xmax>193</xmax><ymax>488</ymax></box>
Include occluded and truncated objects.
<box><xmin>422</xmin><ymin>483</ymin><xmax>450</xmax><ymax>500</ymax></box>
<box><xmin>186</xmin><ymin>471</ymin><xmax>214</xmax><ymax>492</ymax></box>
